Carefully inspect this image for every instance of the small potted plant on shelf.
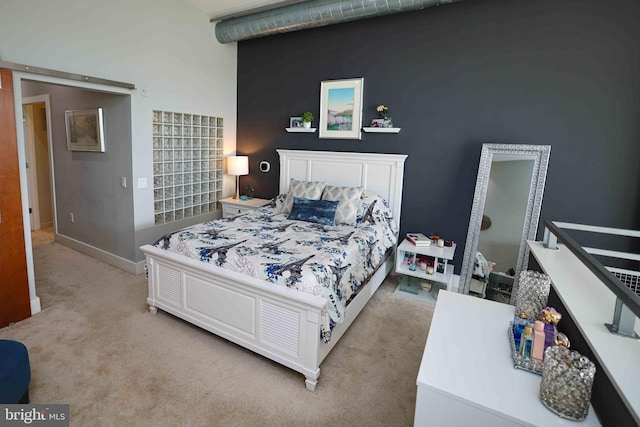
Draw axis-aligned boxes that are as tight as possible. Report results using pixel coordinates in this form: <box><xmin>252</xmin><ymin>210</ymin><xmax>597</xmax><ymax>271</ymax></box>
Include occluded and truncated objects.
<box><xmin>301</xmin><ymin>111</ymin><xmax>314</xmax><ymax>128</ymax></box>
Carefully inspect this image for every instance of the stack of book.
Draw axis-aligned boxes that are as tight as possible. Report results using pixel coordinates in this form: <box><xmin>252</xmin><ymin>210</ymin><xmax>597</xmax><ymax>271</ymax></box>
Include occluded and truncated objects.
<box><xmin>406</xmin><ymin>233</ymin><xmax>431</xmax><ymax>246</ymax></box>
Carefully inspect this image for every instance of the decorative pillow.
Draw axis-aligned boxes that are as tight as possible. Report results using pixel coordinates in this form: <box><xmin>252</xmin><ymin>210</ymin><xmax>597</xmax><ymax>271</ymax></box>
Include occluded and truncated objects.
<box><xmin>321</xmin><ymin>185</ymin><xmax>364</xmax><ymax>225</ymax></box>
<box><xmin>356</xmin><ymin>190</ymin><xmax>397</xmax><ymax>234</ymax></box>
<box><xmin>271</xmin><ymin>193</ymin><xmax>287</xmax><ymax>211</ymax></box>
<box><xmin>288</xmin><ymin>197</ymin><xmax>339</xmax><ymax>226</ymax></box>
<box><xmin>280</xmin><ymin>179</ymin><xmax>327</xmax><ymax>214</ymax></box>
<box><xmin>356</xmin><ymin>190</ymin><xmax>385</xmax><ymax>221</ymax></box>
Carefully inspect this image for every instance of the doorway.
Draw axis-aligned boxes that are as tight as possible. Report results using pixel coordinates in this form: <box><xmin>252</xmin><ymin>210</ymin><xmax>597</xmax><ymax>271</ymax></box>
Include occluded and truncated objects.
<box><xmin>22</xmin><ymin>95</ymin><xmax>54</xmax><ymax>247</ymax></box>
<box><xmin>4</xmin><ymin>69</ymin><xmax>135</xmax><ymax>319</ymax></box>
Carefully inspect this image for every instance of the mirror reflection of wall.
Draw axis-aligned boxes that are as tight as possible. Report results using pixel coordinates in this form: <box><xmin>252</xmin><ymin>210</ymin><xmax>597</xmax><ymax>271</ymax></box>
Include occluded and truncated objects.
<box><xmin>458</xmin><ymin>144</ymin><xmax>550</xmax><ymax>300</ymax></box>
<box><xmin>478</xmin><ymin>158</ymin><xmax>535</xmax><ymax>274</ymax></box>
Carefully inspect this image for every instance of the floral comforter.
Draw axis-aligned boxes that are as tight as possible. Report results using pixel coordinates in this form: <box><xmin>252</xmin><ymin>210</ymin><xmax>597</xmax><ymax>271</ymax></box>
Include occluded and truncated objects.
<box><xmin>154</xmin><ymin>196</ymin><xmax>397</xmax><ymax>342</ymax></box>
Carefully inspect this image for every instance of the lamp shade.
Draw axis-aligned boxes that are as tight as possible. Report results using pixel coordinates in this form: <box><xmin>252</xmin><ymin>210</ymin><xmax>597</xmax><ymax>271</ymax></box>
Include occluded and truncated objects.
<box><xmin>227</xmin><ymin>156</ymin><xmax>249</xmax><ymax>176</ymax></box>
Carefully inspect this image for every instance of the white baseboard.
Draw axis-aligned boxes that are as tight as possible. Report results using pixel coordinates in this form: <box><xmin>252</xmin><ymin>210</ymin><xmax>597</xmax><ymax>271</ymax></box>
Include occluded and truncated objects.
<box><xmin>134</xmin><ymin>260</ymin><xmax>146</xmax><ymax>275</ymax></box>
<box><xmin>30</xmin><ymin>296</ymin><xmax>41</xmax><ymax>315</ymax></box>
<box><xmin>55</xmin><ymin>233</ymin><xmax>142</xmax><ymax>275</ymax></box>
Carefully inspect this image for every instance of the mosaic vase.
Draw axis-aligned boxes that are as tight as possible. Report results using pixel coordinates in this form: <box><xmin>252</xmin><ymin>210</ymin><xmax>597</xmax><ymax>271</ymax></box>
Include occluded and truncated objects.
<box><xmin>513</xmin><ymin>270</ymin><xmax>551</xmax><ymax>321</ymax></box>
<box><xmin>539</xmin><ymin>345</ymin><xmax>596</xmax><ymax>421</ymax></box>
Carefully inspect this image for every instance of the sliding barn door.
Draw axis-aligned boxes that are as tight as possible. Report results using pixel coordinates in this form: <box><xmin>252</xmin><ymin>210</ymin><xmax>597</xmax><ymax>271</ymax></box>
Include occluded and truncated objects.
<box><xmin>0</xmin><ymin>69</ymin><xmax>31</xmax><ymax>327</ymax></box>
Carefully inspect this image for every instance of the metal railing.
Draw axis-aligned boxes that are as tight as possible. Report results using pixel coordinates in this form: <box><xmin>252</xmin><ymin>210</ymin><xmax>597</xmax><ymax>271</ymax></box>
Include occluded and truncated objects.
<box><xmin>543</xmin><ymin>220</ymin><xmax>640</xmax><ymax>339</ymax></box>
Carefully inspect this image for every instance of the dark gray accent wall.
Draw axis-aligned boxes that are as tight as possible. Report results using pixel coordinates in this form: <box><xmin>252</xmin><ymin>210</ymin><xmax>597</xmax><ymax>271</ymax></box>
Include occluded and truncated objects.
<box><xmin>237</xmin><ymin>0</ymin><xmax>640</xmax><ymax>273</ymax></box>
<box><xmin>21</xmin><ymin>81</ymin><xmax>136</xmax><ymax>260</ymax></box>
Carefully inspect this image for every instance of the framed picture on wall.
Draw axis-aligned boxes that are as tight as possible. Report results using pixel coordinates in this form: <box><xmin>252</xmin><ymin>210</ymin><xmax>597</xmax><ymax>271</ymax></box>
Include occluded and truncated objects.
<box><xmin>319</xmin><ymin>77</ymin><xmax>364</xmax><ymax>140</ymax></box>
<box><xmin>289</xmin><ymin>116</ymin><xmax>303</xmax><ymax>128</ymax></box>
<box><xmin>65</xmin><ymin>108</ymin><xmax>105</xmax><ymax>152</ymax></box>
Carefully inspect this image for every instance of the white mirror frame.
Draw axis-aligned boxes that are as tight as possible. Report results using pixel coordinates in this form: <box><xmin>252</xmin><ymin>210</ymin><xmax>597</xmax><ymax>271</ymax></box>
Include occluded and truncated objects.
<box><xmin>459</xmin><ymin>143</ymin><xmax>551</xmax><ymax>300</ymax></box>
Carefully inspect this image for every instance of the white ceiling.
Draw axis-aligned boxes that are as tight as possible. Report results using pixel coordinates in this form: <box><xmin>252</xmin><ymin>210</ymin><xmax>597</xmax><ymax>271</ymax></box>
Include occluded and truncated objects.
<box><xmin>181</xmin><ymin>0</ymin><xmax>300</xmax><ymax>20</ymax></box>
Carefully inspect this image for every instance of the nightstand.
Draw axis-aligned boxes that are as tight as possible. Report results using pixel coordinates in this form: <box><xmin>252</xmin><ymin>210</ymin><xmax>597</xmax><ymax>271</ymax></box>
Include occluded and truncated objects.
<box><xmin>394</xmin><ymin>239</ymin><xmax>456</xmax><ymax>303</ymax></box>
<box><xmin>219</xmin><ymin>197</ymin><xmax>269</xmax><ymax>218</ymax></box>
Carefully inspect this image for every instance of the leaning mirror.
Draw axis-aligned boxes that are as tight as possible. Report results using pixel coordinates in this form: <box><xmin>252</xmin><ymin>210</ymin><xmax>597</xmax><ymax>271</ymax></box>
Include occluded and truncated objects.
<box><xmin>459</xmin><ymin>143</ymin><xmax>551</xmax><ymax>303</ymax></box>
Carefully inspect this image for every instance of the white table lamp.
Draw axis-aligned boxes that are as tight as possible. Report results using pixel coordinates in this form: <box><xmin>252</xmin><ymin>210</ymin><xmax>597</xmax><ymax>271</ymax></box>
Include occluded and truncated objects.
<box><xmin>227</xmin><ymin>156</ymin><xmax>249</xmax><ymax>199</ymax></box>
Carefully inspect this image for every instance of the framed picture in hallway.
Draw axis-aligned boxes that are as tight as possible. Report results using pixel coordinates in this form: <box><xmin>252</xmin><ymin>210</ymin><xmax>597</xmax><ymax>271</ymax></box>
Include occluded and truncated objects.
<box><xmin>65</xmin><ymin>108</ymin><xmax>105</xmax><ymax>152</ymax></box>
<box><xmin>319</xmin><ymin>78</ymin><xmax>363</xmax><ymax>140</ymax></box>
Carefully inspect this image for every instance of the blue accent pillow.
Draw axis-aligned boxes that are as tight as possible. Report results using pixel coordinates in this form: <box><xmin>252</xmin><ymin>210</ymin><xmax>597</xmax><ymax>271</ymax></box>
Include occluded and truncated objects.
<box><xmin>288</xmin><ymin>197</ymin><xmax>339</xmax><ymax>226</ymax></box>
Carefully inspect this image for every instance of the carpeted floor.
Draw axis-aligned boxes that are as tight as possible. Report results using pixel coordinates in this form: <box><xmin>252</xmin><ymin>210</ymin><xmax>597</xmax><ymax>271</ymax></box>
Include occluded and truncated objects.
<box><xmin>0</xmin><ymin>242</ymin><xmax>435</xmax><ymax>426</ymax></box>
<box><xmin>30</xmin><ymin>224</ymin><xmax>54</xmax><ymax>247</ymax></box>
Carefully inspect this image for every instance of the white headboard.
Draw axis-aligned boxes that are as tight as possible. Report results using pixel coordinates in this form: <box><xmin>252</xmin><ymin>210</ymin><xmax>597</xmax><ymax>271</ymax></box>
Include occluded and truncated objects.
<box><xmin>277</xmin><ymin>149</ymin><xmax>407</xmax><ymax>227</ymax></box>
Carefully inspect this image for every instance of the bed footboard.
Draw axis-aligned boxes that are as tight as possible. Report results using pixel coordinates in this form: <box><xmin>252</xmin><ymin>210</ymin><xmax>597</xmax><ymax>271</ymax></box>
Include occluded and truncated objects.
<box><xmin>142</xmin><ymin>244</ymin><xmax>327</xmax><ymax>390</ymax></box>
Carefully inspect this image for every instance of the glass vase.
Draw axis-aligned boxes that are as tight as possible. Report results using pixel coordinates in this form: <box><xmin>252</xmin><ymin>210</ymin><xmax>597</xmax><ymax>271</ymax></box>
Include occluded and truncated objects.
<box><xmin>539</xmin><ymin>346</ymin><xmax>596</xmax><ymax>421</ymax></box>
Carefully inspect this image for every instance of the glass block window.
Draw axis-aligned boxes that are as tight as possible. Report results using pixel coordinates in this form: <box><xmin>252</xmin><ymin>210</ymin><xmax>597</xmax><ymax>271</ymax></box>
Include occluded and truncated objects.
<box><xmin>152</xmin><ymin>110</ymin><xmax>224</xmax><ymax>225</ymax></box>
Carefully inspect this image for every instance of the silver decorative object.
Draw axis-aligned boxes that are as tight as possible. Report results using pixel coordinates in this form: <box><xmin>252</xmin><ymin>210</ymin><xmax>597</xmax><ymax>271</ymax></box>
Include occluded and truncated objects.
<box><xmin>539</xmin><ymin>346</ymin><xmax>596</xmax><ymax>421</ymax></box>
<box><xmin>513</xmin><ymin>270</ymin><xmax>551</xmax><ymax>321</ymax></box>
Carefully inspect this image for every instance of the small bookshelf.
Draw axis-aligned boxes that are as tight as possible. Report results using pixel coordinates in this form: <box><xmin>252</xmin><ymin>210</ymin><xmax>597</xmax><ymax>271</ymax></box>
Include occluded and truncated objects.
<box><xmin>395</xmin><ymin>239</ymin><xmax>456</xmax><ymax>301</ymax></box>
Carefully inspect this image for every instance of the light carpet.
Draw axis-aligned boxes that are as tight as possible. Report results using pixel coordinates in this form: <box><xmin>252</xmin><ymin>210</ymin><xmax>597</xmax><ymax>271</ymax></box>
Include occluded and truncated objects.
<box><xmin>0</xmin><ymin>242</ymin><xmax>435</xmax><ymax>426</ymax></box>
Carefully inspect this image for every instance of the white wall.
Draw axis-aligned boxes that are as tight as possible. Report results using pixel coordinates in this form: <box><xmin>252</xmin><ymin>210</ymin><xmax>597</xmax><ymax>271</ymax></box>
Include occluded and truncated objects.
<box><xmin>0</xmin><ymin>0</ymin><xmax>238</xmax><ymax>232</ymax></box>
<box><xmin>0</xmin><ymin>0</ymin><xmax>237</xmax><ymax>307</ymax></box>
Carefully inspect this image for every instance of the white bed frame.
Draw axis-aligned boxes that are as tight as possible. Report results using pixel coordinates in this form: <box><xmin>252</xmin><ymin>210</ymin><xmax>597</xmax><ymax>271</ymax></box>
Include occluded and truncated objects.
<box><xmin>140</xmin><ymin>149</ymin><xmax>407</xmax><ymax>390</ymax></box>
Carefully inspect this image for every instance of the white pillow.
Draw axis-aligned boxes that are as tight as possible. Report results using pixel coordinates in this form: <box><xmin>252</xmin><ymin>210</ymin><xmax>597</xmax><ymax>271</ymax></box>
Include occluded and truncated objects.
<box><xmin>321</xmin><ymin>185</ymin><xmax>364</xmax><ymax>225</ymax></box>
<box><xmin>280</xmin><ymin>179</ymin><xmax>327</xmax><ymax>214</ymax></box>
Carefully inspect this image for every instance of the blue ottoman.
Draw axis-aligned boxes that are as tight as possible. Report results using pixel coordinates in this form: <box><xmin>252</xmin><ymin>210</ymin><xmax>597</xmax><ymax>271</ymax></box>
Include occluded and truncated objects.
<box><xmin>0</xmin><ymin>340</ymin><xmax>31</xmax><ymax>404</ymax></box>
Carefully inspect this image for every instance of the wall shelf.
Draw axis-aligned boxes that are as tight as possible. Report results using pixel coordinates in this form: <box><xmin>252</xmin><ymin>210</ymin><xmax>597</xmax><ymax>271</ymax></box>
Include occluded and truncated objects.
<box><xmin>285</xmin><ymin>127</ymin><xmax>316</xmax><ymax>133</ymax></box>
<box><xmin>362</xmin><ymin>127</ymin><xmax>401</xmax><ymax>133</ymax></box>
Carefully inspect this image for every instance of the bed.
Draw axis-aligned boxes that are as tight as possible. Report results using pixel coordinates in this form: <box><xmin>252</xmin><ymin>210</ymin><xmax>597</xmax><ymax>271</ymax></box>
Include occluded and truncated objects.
<box><xmin>140</xmin><ymin>149</ymin><xmax>407</xmax><ymax>390</ymax></box>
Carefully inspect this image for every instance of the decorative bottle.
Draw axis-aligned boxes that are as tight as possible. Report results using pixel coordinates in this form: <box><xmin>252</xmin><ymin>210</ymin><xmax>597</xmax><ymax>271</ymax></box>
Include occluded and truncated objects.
<box><xmin>512</xmin><ymin>313</ymin><xmax>529</xmax><ymax>352</ymax></box>
<box><xmin>544</xmin><ymin>323</ymin><xmax>555</xmax><ymax>350</ymax></box>
<box><xmin>408</xmin><ymin>254</ymin><xmax>417</xmax><ymax>271</ymax></box>
<box><xmin>540</xmin><ymin>306</ymin><xmax>562</xmax><ymax>351</ymax></box>
<box><xmin>519</xmin><ymin>325</ymin><xmax>533</xmax><ymax>360</ymax></box>
<box><xmin>531</xmin><ymin>320</ymin><xmax>546</xmax><ymax>362</ymax></box>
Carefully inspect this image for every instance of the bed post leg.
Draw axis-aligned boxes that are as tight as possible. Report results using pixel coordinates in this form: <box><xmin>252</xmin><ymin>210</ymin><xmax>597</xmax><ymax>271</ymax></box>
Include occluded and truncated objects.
<box><xmin>149</xmin><ymin>306</ymin><xmax>158</xmax><ymax>315</ymax></box>
<box><xmin>305</xmin><ymin>376</ymin><xmax>318</xmax><ymax>391</ymax></box>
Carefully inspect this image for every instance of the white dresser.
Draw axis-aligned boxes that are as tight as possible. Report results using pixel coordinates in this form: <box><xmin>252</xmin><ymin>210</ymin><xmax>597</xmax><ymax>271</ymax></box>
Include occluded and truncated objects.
<box><xmin>415</xmin><ymin>291</ymin><xmax>601</xmax><ymax>426</ymax></box>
